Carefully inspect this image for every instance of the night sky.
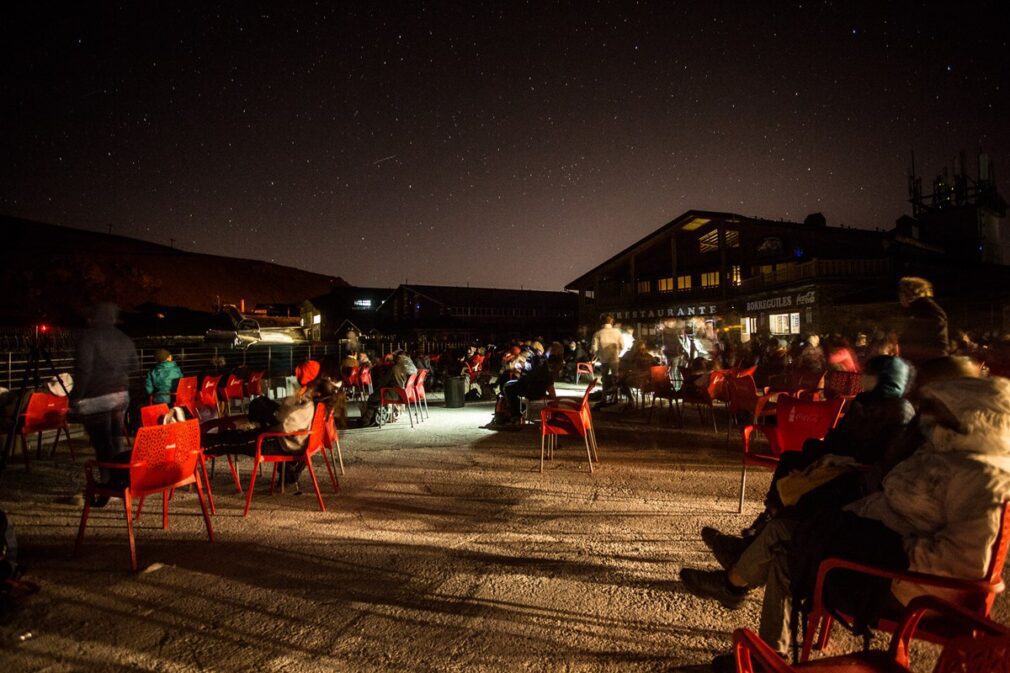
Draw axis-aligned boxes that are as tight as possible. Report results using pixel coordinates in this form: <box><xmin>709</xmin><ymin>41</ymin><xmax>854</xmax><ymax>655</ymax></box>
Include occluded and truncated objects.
<box><xmin>2</xmin><ymin>2</ymin><xmax>1007</xmax><ymax>290</ymax></box>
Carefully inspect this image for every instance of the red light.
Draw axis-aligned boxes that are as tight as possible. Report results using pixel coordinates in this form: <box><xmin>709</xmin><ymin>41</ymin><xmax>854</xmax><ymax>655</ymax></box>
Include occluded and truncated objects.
<box><xmin>38</xmin><ymin>324</ymin><xmax>49</xmax><ymax>333</ymax></box>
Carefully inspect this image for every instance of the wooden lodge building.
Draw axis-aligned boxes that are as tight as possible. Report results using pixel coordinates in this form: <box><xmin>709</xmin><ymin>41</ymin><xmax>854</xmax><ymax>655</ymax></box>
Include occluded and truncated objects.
<box><xmin>565</xmin><ymin>204</ymin><xmax>1010</xmax><ymax>344</ymax></box>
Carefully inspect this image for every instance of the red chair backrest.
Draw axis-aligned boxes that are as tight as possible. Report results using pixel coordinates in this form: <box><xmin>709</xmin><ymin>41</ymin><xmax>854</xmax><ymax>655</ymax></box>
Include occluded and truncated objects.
<box><xmin>707</xmin><ymin>370</ymin><xmax>728</xmax><ymax>402</ymax></box>
<box><xmin>22</xmin><ymin>392</ymin><xmax>68</xmax><ymax>433</ymax></box>
<box><xmin>359</xmin><ymin>365</ymin><xmax>372</xmax><ymax>387</ymax></box>
<box><xmin>727</xmin><ymin>375</ymin><xmax>761</xmax><ymax>414</ymax></box>
<box><xmin>199</xmin><ymin>376</ymin><xmax>221</xmax><ymax>406</ymax></box>
<box><xmin>129</xmin><ymin>420</ymin><xmax>201</xmax><ymax>496</ymax></box>
<box><xmin>772</xmin><ymin>395</ymin><xmax>845</xmax><ymax>454</ymax></box>
<box><xmin>735</xmin><ymin>365</ymin><xmax>757</xmax><ymax>379</ymax></box>
<box><xmin>323</xmin><ymin>412</ymin><xmax>338</xmax><ymax>449</ymax></box>
<box><xmin>824</xmin><ymin>370</ymin><xmax>862</xmax><ymax>399</ymax></box>
<box><xmin>415</xmin><ymin>369</ymin><xmax>428</xmax><ymax>396</ymax></box>
<box><xmin>578</xmin><ymin>380</ymin><xmax>597</xmax><ymax>408</ymax></box>
<box><xmin>346</xmin><ymin>365</ymin><xmax>361</xmax><ymax>386</ymax></box>
<box><xmin>650</xmin><ymin>365</ymin><xmax>670</xmax><ymax>385</ymax></box>
<box><xmin>224</xmin><ymin>374</ymin><xmax>244</xmax><ymax>399</ymax></box>
<box><xmin>404</xmin><ymin>372</ymin><xmax>418</xmax><ymax>400</ymax></box>
<box><xmin>140</xmin><ymin>403</ymin><xmax>170</xmax><ymax>427</ymax></box>
<box><xmin>246</xmin><ymin>371</ymin><xmax>264</xmax><ymax>397</ymax></box>
<box><xmin>174</xmin><ymin>376</ymin><xmax>198</xmax><ymax>405</ymax></box>
<box><xmin>304</xmin><ymin>402</ymin><xmax>328</xmax><ymax>456</ymax></box>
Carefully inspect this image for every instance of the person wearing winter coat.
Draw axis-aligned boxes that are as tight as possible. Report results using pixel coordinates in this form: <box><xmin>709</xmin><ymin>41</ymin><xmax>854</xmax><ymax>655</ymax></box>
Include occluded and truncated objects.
<box><xmin>71</xmin><ymin>302</ymin><xmax>139</xmax><ymax>489</ymax></box>
<box><xmin>678</xmin><ymin>374</ymin><xmax>1010</xmax><ymax>670</ymax></box>
<box><xmin>796</xmin><ymin>335</ymin><xmax>826</xmax><ymax>372</ymax></box>
<box><xmin>392</xmin><ymin>351</ymin><xmax>418</xmax><ymax>387</ymax></box>
<box><xmin>898</xmin><ymin>276</ymin><xmax>949</xmax><ymax>365</ymax></box>
<box><xmin>144</xmin><ymin>349</ymin><xmax>182</xmax><ymax>405</ymax></box>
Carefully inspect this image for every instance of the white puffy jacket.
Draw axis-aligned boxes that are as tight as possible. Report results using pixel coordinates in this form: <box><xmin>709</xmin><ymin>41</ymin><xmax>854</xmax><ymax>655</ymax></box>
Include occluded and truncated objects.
<box><xmin>847</xmin><ymin>376</ymin><xmax>1010</xmax><ymax>603</ymax></box>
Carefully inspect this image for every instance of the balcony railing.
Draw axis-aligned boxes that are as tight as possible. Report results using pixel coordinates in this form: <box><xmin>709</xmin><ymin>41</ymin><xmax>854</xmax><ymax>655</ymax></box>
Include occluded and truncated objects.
<box><xmin>737</xmin><ymin>257</ymin><xmax>890</xmax><ymax>292</ymax></box>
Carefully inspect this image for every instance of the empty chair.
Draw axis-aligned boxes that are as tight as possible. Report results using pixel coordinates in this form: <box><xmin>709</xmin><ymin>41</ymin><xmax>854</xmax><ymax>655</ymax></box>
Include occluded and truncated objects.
<box><xmin>575</xmin><ymin>361</ymin><xmax>595</xmax><ymax>385</ymax></box>
<box><xmin>75</xmin><ymin>420</ymin><xmax>214</xmax><ymax>571</ymax></box>
<box><xmin>414</xmin><ymin>369</ymin><xmax>430</xmax><ymax>420</ymax></box>
<box><xmin>245</xmin><ymin>371</ymin><xmax>265</xmax><ymax>401</ymax></box>
<box><xmin>222</xmin><ymin>374</ymin><xmax>245</xmax><ymax>415</ymax></box>
<box><xmin>539</xmin><ymin>382</ymin><xmax>599</xmax><ymax>474</ymax></box>
<box><xmin>198</xmin><ymin>375</ymin><xmax>222</xmax><ymax>417</ymax></box>
<box><xmin>647</xmin><ymin>365</ymin><xmax>682</xmax><ymax>424</ymax></box>
<box><xmin>18</xmin><ymin>392</ymin><xmax>73</xmax><ymax>470</ymax></box>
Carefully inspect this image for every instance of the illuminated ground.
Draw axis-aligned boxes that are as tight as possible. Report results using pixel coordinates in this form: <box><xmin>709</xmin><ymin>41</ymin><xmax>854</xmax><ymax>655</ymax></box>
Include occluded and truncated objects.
<box><xmin>1</xmin><ymin>386</ymin><xmax>1005</xmax><ymax>672</ymax></box>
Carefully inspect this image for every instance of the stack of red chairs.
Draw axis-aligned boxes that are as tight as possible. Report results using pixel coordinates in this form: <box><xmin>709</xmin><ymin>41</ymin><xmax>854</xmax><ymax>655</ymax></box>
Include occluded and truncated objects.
<box><xmin>413</xmin><ymin>369</ymin><xmax>430</xmax><ymax>420</ymax></box>
<box><xmin>379</xmin><ymin>372</ymin><xmax>421</xmax><ymax>428</ymax></box>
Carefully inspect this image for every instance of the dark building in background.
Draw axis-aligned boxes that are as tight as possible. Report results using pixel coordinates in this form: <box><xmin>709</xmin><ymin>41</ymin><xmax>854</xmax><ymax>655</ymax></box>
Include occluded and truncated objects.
<box><xmin>375</xmin><ymin>284</ymin><xmax>578</xmax><ymax>343</ymax></box>
<box><xmin>566</xmin><ymin>158</ymin><xmax>1009</xmax><ymax>344</ymax></box>
<box><xmin>301</xmin><ymin>287</ymin><xmax>393</xmax><ymax>342</ymax></box>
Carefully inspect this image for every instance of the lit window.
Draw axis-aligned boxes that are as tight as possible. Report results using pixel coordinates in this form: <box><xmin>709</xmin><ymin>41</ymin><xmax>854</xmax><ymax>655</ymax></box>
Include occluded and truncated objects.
<box><xmin>759</xmin><ymin>265</ymin><xmax>773</xmax><ymax>276</ymax></box>
<box><xmin>637</xmin><ymin>280</ymin><xmax>651</xmax><ymax>294</ymax></box>
<box><xmin>657</xmin><ymin>277</ymin><xmax>674</xmax><ymax>292</ymax></box>
<box><xmin>312</xmin><ymin>314</ymin><xmax>321</xmax><ymax>325</ymax></box>
<box><xmin>353</xmin><ymin>299</ymin><xmax>372</xmax><ymax>308</ymax></box>
<box><xmin>682</xmin><ymin>216</ymin><xmax>711</xmax><ymax>231</ymax></box>
<box><xmin>677</xmin><ymin>275</ymin><xmax>692</xmax><ymax>291</ymax></box>
<box><xmin>730</xmin><ymin>265</ymin><xmax>742</xmax><ymax>286</ymax></box>
<box><xmin>726</xmin><ymin>230</ymin><xmax>740</xmax><ymax>248</ymax></box>
<box><xmin>701</xmin><ymin>271</ymin><xmax>720</xmax><ymax>288</ymax></box>
<box><xmin>699</xmin><ymin>230</ymin><xmax>720</xmax><ymax>253</ymax></box>
<box><xmin>769</xmin><ymin>312</ymin><xmax>801</xmax><ymax>335</ymax></box>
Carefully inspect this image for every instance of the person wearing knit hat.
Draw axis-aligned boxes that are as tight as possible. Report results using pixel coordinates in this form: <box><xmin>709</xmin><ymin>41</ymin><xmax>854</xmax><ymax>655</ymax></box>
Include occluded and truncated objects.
<box><xmin>295</xmin><ymin>360</ymin><xmax>321</xmax><ymax>387</ymax></box>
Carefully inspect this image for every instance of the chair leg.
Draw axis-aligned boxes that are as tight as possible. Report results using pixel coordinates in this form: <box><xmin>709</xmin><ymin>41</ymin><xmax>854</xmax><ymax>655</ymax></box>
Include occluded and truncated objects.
<box><xmin>406</xmin><ymin>403</ymin><xmax>414</xmax><ymax>429</ymax></box>
<box><xmin>583</xmin><ymin>433</ymin><xmax>594</xmax><ymax>474</ymax></box>
<box><xmin>162</xmin><ymin>491</ymin><xmax>170</xmax><ymax>530</ymax></box>
<box><xmin>816</xmin><ymin>615</ymin><xmax>833</xmax><ymax>652</ymax></box>
<box><xmin>75</xmin><ymin>489</ymin><xmax>92</xmax><ymax>551</ymax></box>
<box><xmin>66</xmin><ymin>426</ymin><xmax>76</xmax><ymax>461</ymax></box>
<box><xmin>199</xmin><ymin>456</ymin><xmax>216</xmax><ymax>515</ymax></box>
<box><xmin>193</xmin><ymin>471</ymin><xmax>215</xmax><ymax>542</ymax></box>
<box><xmin>738</xmin><ymin>463</ymin><xmax>747</xmax><ymax>514</ymax></box>
<box><xmin>49</xmin><ymin>428</ymin><xmax>61</xmax><ymax>458</ymax></box>
<box><xmin>335</xmin><ymin>437</ymin><xmax>345</xmax><ymax>475</ymax></box>
<box><xmin>227</xmin><ymin>455</ymin><xmax>243</xmax><ymax>493</ymax></box>
<box><xmin>320</xmin><ymin>447</ymin><xmax>340</xmax><ymax>493</ymax></box>
<box><xmin>589</xmin><ymin>428</ymin><xmax>600</xmax><ymax>462</ymax></box>
<box><xmin>123</xmin><ymin>489</ymin><xmax>138</xmax><ymax>572</ymax></box>
<box><xmin>540</xmin><ymin>432</ymin><xmax>546</xmax><ymax>473</ymax></box>
<box><xmin>243</xmin><ymin>459</ymin><xmax>260</xmax><ymax>517</ymax></box>
<box><xmin>304</xmin><ymin>456</ymin><xmax>325</xmax><ymax>512</ymax></box>
<box><xmin>135</xmin><ymin>497</ymin><xmax>145</xmax><ymax>521</ymax></box>
<box><xmin>20</xmin><ymin>434</ymin><xmax>30</xmax><ymax>472</ymax></box>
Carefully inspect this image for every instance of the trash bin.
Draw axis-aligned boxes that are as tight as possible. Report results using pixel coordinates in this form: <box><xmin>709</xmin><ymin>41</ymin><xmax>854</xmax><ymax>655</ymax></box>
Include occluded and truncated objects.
<box><xmin>444</xmin><ymin>375</ymin><xmax>466</xmax><ymax>408</ymax></box>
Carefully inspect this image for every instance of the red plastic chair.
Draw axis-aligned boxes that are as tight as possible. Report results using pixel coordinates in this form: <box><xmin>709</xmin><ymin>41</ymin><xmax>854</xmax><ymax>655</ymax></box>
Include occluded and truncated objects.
<box><xmin>344</xmin><ymin>365</ymin><xmax>361</xmax><ymax>399</ymax></box>
<box><xmin>737</xmin><ymin>395</ymin><xmax>845</xmax><ymax>512</ymax></box>
<box><xmin>198</xmin><ymin>375</ymin><xmax>222</xmax><ymax>416</ymax></box>
<box><xmin>725</xmin><ymin>374</ymin><xmax>776</xmax><ymax>442</ymax></box>
<box><xmin>172</xmin><ymin>376</ymin><xmax>199</xmax><ymax>418</ymax></box>
<box><xmin>647</xmin><ymin>365</ymin><xmax>681</xmax><ymax>424</ymax></box>
<box><xmin>243</xmin><ymin>402</ymin><xmax>338</xmax><ymax>515</ymax></box>
<box><xmin>822</xmin><ymin>369</ymin><xmax>862</xmax><ymax>401</ymax></box>
<box><xmin>222</xmin><ymin>374</ymin><xmax>246</xmax><ymax>415</ymax></box>
<box><xmin>737</xmin><ymin>595</ymin><xmax>1010</xmax><ymax>673</ymax></box>
<box><xmin>18</xmin><ymin>392</ymin><xmax>72</xmax><ymax>470</ymax></box>
<box><xmin>576</xmin><ymin>361</ymin><xmax>595</xmax><ymax>385</ymax></box>
<box><xmin>802</xmin><ymin>500</ymin><xmax>1010</xmax><ymax>661</ymax></box>
<box><xmin>75</xmin><ymin>420</ymin><xmax>214</xmax><ymax>572</ymax></box>
<box><xmin>540</xmin><ymin>381</ymin><xmax>599</xmax><ymax>474</ymax></box>
<box><xmin>323</xmin><ymin>412</ymin><xmax>345</xmax><ymax>477</ymax></box>
<box><xmin>379</xmin><ymin>372</ymin><xmax>420</xmax><ymax>429</ymax></box>
<box><xmin>358</xmin><ymin>365</ymin><xmax>373</xmax><ymax>397</ymax></box>
<box><xmin>414</xmin><ymin>369</ymin><xmax>430</xmax><ymax>420</ymax></box>
<box><xmin>245</xmin><ymin>371</ymin><xmax>265</xmax><ymax>400</ymax></box>
<box><xmin>681</xmin><ymin>370</ymin><xmax>729</xmax><ymax>432</ymax></box>
<box><xmin>140</xmin><ymin>403</ymin><xmax>170</xmax><ymax>428</ymax></box>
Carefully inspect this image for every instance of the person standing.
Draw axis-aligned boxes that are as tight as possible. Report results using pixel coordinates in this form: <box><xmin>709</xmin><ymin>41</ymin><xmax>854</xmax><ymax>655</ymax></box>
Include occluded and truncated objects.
<box><xmin>591</xmin><ymin>315</ymin><xmax>622</xmax><ymax>406</ymax></box>
<box><xmin>71</xmin><ymin>303</ymin><xmax>139</xmax><ymax>488</ymax></box>
<box><xmin>144</xmin><ymin>348</ymin><xmax>182</xmax><ymax>404</ymax></box>
<box><xmin>898</xmin><ymin>276</ymin><xmax>949</xmax><ymax>365</ymax></box>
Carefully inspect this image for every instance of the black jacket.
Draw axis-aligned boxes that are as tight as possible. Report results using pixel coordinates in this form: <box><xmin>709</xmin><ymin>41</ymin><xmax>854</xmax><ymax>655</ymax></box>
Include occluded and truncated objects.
<box><xmin>71</xmin><ymin>325</ymin><xmax>139</xmax><ymax>400</ymax></box>
<box><xmin>900</xmin><ymin>297</ymin><xmax>949</xmax><ymax>364</ymax></box>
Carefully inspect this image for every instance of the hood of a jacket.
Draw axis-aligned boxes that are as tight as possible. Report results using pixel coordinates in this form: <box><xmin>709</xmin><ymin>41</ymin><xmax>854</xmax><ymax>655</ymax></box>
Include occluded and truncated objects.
<box><xmin>918</xmin><ymin>376</ymin><xmax>1010</xmax><ymax>465</ymax></box>
<box><xmin>865</xmin><ymin>355</ymin><xmax>911</xmax><ymax>399</ymax></box>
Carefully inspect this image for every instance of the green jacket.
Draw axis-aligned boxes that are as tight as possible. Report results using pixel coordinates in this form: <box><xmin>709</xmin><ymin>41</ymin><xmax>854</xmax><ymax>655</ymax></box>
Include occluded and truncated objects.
<box><xmin>145</xmin><ymin>360</ymin><xmax>183</xmax><ymax>404</ymax></box>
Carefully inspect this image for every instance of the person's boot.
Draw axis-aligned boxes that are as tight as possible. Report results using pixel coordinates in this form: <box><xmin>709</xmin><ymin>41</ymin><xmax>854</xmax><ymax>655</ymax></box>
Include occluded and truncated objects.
<box><xmin>679</xmin><ymin>568</ymin><xmax>749</xmax><ymax>609</ymax></box>
<box><xmin>701</xmin><ymin>526</ymin><xmax>749</xmax><ymax>571</ymax></box>
<box><xmin>741</xmin><ymin>510</ymin><xmax>772</xmax><ymax>540</ymax></box>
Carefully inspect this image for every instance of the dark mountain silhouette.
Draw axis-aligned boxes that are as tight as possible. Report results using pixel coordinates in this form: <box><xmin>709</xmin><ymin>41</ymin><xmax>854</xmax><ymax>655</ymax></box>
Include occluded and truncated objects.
<box><xmin>0</xmin><ymin>216</ymin><xmax>348</xmax><ymax>327</ymax></box>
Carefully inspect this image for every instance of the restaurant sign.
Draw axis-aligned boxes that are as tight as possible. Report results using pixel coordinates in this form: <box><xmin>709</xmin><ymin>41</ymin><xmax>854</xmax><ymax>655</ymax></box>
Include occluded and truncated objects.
<box><xmin>603</xmin><ymin>304</ymin><xmax>720</xmax><ymax>321</ymax></box>
<box><xmin>745</xmin><ymin>289</ymin><xmax>816</xmax><ymax>313</ymax></box>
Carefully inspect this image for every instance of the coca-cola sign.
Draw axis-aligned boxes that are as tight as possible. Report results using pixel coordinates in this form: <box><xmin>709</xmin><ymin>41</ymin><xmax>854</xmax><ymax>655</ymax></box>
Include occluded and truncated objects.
<box><xmin>745</xmin><ymin>289</ymin><xmax>816</xmax><ymax>312</ymax></box>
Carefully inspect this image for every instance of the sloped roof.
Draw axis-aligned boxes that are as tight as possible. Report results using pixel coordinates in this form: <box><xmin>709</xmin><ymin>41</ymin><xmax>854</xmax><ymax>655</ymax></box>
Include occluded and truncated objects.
<box><xmin>399</xmin><ymin>284</ymin><xmax>576</xmax><ymax>309</ymax></box>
